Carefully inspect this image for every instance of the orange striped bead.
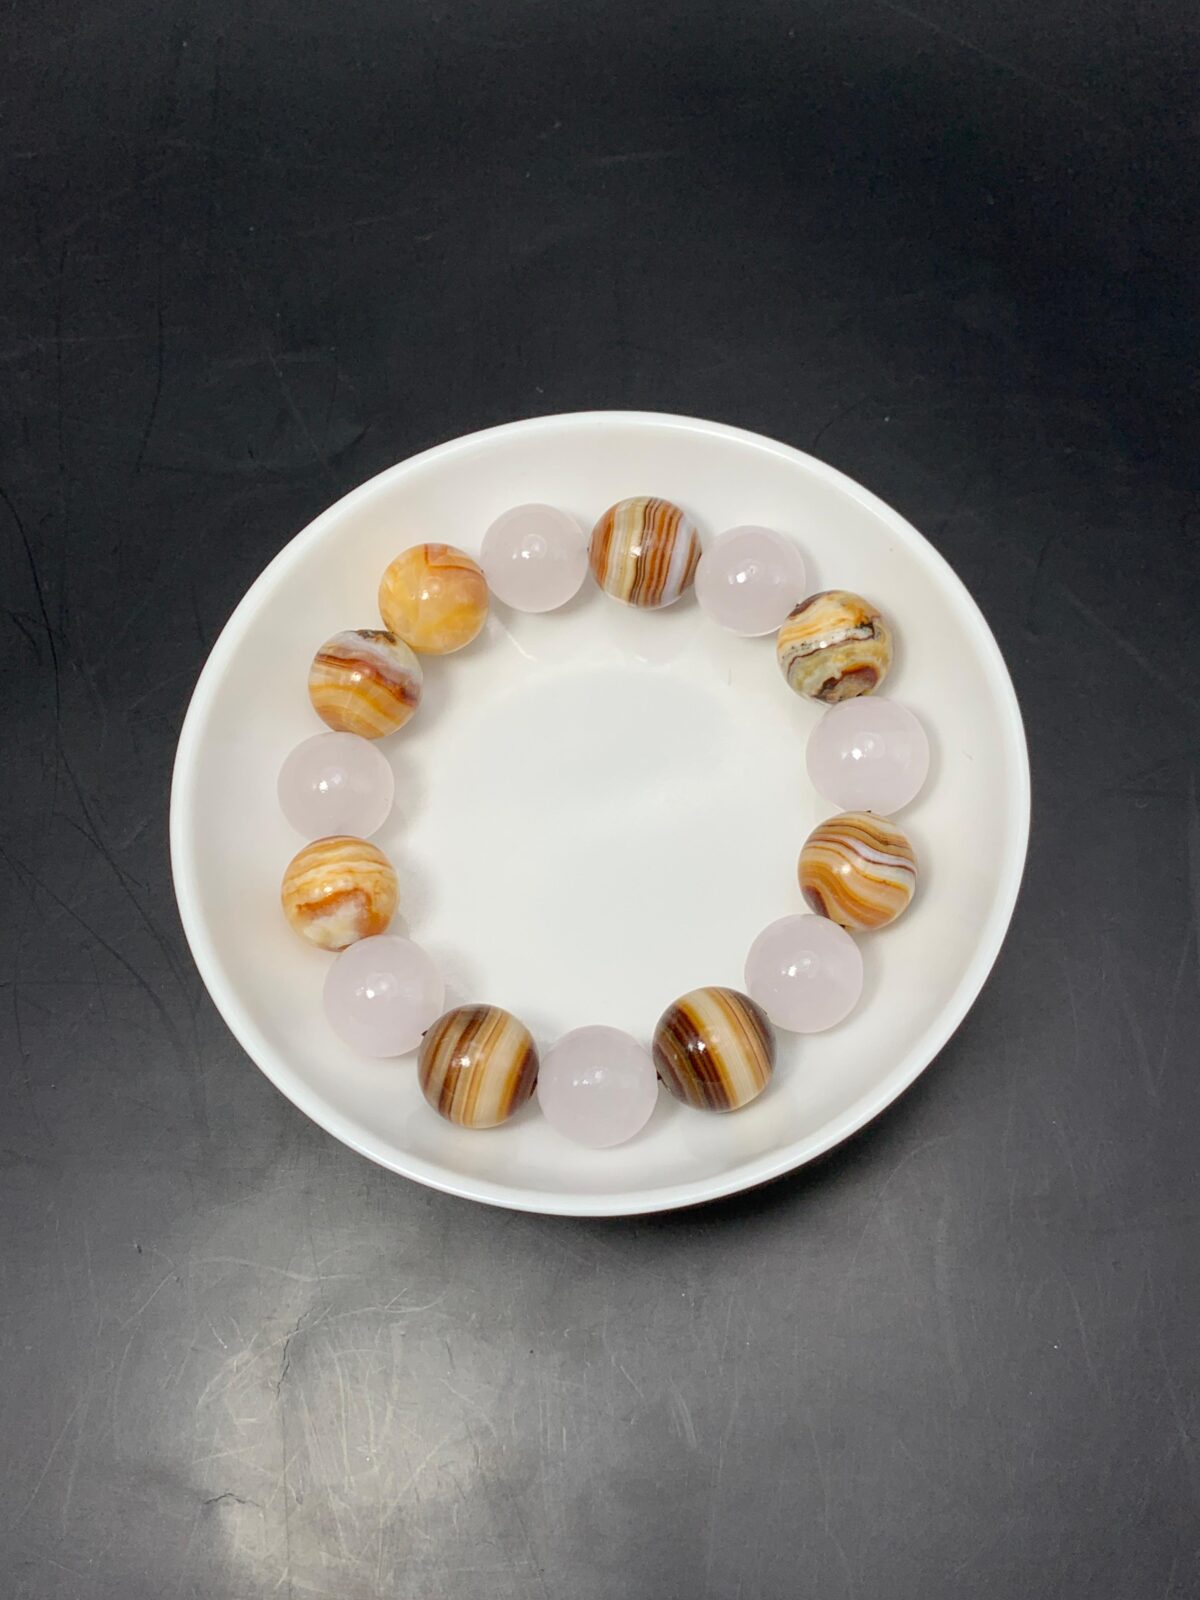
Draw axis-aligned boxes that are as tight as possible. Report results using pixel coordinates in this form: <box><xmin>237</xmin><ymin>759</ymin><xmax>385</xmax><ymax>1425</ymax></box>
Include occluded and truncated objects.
<box><xmin>589</xmin><ymin>496</ymin><xmax>701</xmax><ymax>608</ymax></box>
<box><xmin>379</xmin><ymin>543</ymin><xmax>489</xmax><ymax>654</ymax></box>
<box><xmin>777</xmin><ymin>589</ymin><xmax>892</xmax><ymax>702</ymax></box>
<box><xmin>653</xmin><ymin>987</ymin><xmax>775</xmax><ymax>1111</ymax></box>
<box><xmin>281</xmin><ymin>836</ymin><xmax>398</xmax><ymax>951</ymax></box>
<box><xmin>307</xmin><ymin>629</ymin><xmax>422</xmax><ymax>738</ymax></box>
<box><xmin>418</xmin><ymin>1006</ymin><xmax>539</xmax><ymax>1129</ymax></box>
<box><xmin>799</xmin><ymin>811</ymin><xmax>916</xmax><ymax>931</ymax></box>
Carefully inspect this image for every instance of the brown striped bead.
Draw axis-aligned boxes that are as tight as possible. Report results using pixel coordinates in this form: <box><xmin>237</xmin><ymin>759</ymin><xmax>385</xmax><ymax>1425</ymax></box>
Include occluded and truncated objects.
<box><xmin>417</xmin><ymin>1005</ymin><xmax>539</xmax><ymax>1129</ymax></box>
<box><xmin>653</xmin><ymin>987</ymin><xmax>775</xmax><ymax>1112</ymax></box>
<box><xmin>379</xmin><ymin>543</ymin><xmax>489</xmax><ymax>654</ymax></box>
<box><xmin>281</xmin><ymin>836</ymin><xmax>399</xmax><ymax>951</ymax></box>
<box><xmin>589</xmin><ymin>496</ymin><xmax>701</xmax><ymax>608</ymax></box>
<box><xmin>799</xmin><ymin>811</ymin><xmax>917</xmax><ymax>931</ymax></box>
<box><xmin>307</xmin><ymin>628</ymin><xmax>423</xmax><ymax>739</ymax></box>
<box><xmin>776</xmin><ymin>589</ymin><xmax>893</xmax><ymax>702</ymax></box>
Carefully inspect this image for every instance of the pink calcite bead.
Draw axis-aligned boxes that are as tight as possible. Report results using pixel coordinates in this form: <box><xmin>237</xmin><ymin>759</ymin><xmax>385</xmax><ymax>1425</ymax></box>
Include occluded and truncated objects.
<box><xmin>694</xmin><ymin>525</ymin><xmax>807</xmax><ymax>636</ymax></box>
<box><xmin>323</xmin><ymin>935</ymin><xmax>444</xmax><ymax>1057</ymax></box>
<box><xmin>278</xmin><ymin>732</ymin><xmax>394</xmax><ymax>839</ymax></box>
<box><xmin>537</xmin><ymin>1025</ymin><xmax>658</xmax><ymax>1147</ymax></box>
<box><xmin>480</xmin><ymin>504</ymin><xmax>588</xmax><ymax>612</ymax></box>
<box><xmin>745</xmin><ymin>914</ymin><xmax>864</xmax><ymax>1033</ymax></box>
<box><xmin>806</xmin><ymin>698</ymin><xmax>930</xmax><ymax>814</ymax></box>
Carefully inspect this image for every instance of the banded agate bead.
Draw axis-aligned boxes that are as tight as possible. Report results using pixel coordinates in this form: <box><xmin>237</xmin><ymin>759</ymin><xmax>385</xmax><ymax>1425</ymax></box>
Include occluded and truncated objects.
<box><xmin>280</xmin><ymin>835</ymin><xmax>399</xmax><ymax>951</ymax></box>
<box><xmin>589</xmin><ymin>496</ymin><xmax>701</xmax><ymax>608</ymax></box>
<box><xmin>799</xmin><ymin>811</ymin><xmax>917</xmax><ymax>931</ymax></box>
<box><xmin>307</xmin><ymin>629</ymin><xmax>422</xmax><ymax>739</ymax></box>
<box><xmin>777</xmin><ymin>589</ymin><xmax>893</xmax><ymax>702</ymax></box>
<box><xmin>653</xmin><ymin>986</ymin><xmax>775</xmax><ymax>1112</ymax></box>
<box><xmin>418</xmin><ymin>1005</ymin><xmax>539</xmax><ymax>1128</ymax></box>
<box><xmin>379</xmin><ymin>543</ymin><xmax>489</xmax><ymax>654</ymax></box>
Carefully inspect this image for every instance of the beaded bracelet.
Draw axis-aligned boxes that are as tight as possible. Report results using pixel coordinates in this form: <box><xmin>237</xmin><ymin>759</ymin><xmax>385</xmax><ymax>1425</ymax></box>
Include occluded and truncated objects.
<box><xmin>276</xmin><ymin>498</ymin><xmax>928</xmax><ymax>1149</ymax></box>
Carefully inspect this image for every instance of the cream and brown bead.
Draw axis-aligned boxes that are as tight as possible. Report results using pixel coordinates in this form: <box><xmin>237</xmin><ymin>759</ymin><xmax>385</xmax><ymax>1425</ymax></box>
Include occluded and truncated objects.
<box><xmin>652</xmin><ymin>986</ymin><xmax>775</xmax><ymax>1111</ymax></box>
<box><xmin>776</xmin><ymin>589</ymin><xmax>892</xmax><ymax>702</ymax></box>
<box><xmin>589</xmin><ymin>496</ymin><xmax>701</xmax><ymax>608</ymax></box>
<box><xmin>418</xmin><ymin>1005</ymin><xmax>539</xmax><ymax>1128</ymax></box>
<box><xmin>379</xmin><ymin>543</ymin><xmax>489</xmax><ymax>654</ymax></box>
<box><xmin>281</xmin><ymin>835</ymin><xmax>399</xmax><ymax>951</ymax></box>
<box><xmin>307</xmin><ymin>629</ymin><xmax>422</xmax><ymax>738</ymax></box>
<box><xmin>799</xmin><ymin>811</ymin><xmax>917</xmax><ymax>931</ymax></box>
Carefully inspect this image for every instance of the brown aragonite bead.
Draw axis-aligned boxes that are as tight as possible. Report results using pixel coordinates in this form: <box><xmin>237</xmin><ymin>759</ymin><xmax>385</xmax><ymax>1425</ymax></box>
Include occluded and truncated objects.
<box><xmin>307</xmin><ymin>628</ymin><xmax>423</xmax><ymax>738</ymax></box>
<box><xmin>418</xmin><ymin>1005</ymin><xmax>539</xmax><ymax>1129</ymax></box>
<box><xmin>589</xmin><ymin>496</ymin><xmax>701</xmax><ymax>608</ymax></box>
<box><xmin>776</xmin><ymin>589</ymin><xmax>893</xmax><ymax>702</ymax></box>
<box><xmin>652</xmin><ymin>986</ymin><xmax>775</xmax><ymax>1112</ymax></box>
<box><xmin>379</xmin><ymin>543</ymin><xmax>489</xmax><ymax>655</ymax></box>
<box><xmin>799</xmin><ymin>811</ymin><xmax>917</xmax><ymax>931</ymax></box>
<box><xmin>281</xmin><ymin>836</ymin><xmax>399</xmax><ymax>951</ymax></box>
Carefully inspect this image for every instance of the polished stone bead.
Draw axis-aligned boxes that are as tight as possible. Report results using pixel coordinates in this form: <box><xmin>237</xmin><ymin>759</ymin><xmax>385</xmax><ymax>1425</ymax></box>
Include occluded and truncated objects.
<box><xmin>280</xmin><ymin>835</ymin><xmax>399</xmax><ymax>951</ymax></box>
<box><xmin>537</xmin><ymin>1026</ymin><xmax>658</xmax><ymax>1147</ymax></box>
<box><xmin>745</xmin><ymin>914</ymin><xmax>864</xmax><ymax>1032</ymax></box>
<box><xmin>799</xmin><ymin>811</ymin><xmax>917</xmax><ymax>931</ymax></box>
<box><xmin>777</xmin><ymin>589</ymin><xmax>893</xmax><ymax>702</ymax></box>
<box><xmin>807</xmin><ymin>698</ymin><xmax>930</xmax><ymax>813</ymax></box>
<box><xmin>278</xmin><ymin>733</ymin><xmax>394</xmax><ymax>839</ymax></box>
<box><xmin>378</xmin><ymin>543</ymin><xmax>489</xmax><ymax>654</ymax></box>
<box><xmin>695</xmin><ymin>525</ymin><xmax>807</xmax><ymax>636</ymax></box>
<box><xmin>481</xmin><ymin>504</ymin><xmax>588</xmax><ymax>612</ymax></box>
<box><xmin>323</xmin><ymin>934</ymin><xmax>443</xmax><ymax>1056</ymax></box>
<box><xmin>418</xmin><ymin>1005</ymin><xmax>539</xmax><ymax>1128</ymax></box>
<box><xmin>589</xmin><ymin>496</ymin><xmax>701</xmax><ymax>608</ymax></box>
<box><xmin>652</xmin><ymin>986</ymin><xmax>775</xmax><ymax>1111</ymax></box>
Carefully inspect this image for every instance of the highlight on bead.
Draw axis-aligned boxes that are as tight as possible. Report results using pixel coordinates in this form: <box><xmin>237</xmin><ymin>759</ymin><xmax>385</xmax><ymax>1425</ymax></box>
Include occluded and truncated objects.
<box><xmin>798</xmin><ymin>811</ymin><xmax>917</xmax><ymax>932</ymax></box>
<box><xmin>589</xmin><ymin>496</ymin><xmax>701</xmax><ymax>608</ymax></box>
<box><xmin>281</xmin><ymin>835</ymin><xmax>399</xmax><ymax>952</ymax></box>
<box><xmin>307</xmin><ymin>629</ymin><xmax>422</xmax><ymax>739</ymax></box>
<box><xmin>776</xmin><ymin>589</ymin><xmax>893</xmax><ymax>702</ymax></box>
<box><xmin>379</xmin><ymin>543</ymin><xmax>489</xmax><ymax>654</ymax></box>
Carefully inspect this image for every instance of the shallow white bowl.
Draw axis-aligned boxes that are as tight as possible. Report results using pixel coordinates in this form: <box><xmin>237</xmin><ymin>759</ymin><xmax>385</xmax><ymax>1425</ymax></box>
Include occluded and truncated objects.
<box><xmin>171</xmin><ymin>412</ymin><xmax>1029</xmax><ymax>1216</ymax></box>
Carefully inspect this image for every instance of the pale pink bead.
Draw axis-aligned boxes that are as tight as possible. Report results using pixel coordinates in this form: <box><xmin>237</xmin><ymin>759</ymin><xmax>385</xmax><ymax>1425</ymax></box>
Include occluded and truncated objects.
<box><xmin>694</xmin><ymin>525</ymin><xmax>807</xmax><ymax>636</ymax></box>
<box><xmin>807</xmin><ymin>698</ymin><xmax>930</xmax><ymax>814</ymax></box>
<box><xmin>278</xmin><ymin>733</ymin><xmax>394</xmax><ymax>839</ymax></box>
<box><xmin>745</xmin><ymin>914</ymin><xmax>863</xmax><ymax>1033</ymax></box>
<box><xmin>323</xmin><ymin>935</ymin><xmax>444</xmax><ymax>1057</ymax></box>
<box><xmin>480</xmin><ymin>504</ymin><xmax>588</xmax><ymax>612</ymax></box>
<box><xmin>537</xmin><ymin>1026</ymin><xmax>658</xmax><ymax>1147</ymax></box>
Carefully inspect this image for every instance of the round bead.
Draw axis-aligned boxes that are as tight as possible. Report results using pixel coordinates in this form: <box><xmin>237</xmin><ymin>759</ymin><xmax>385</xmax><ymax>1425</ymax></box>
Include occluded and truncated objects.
<box><xmin>378</xmin><ymin>543</ymin><xmax>489</xmax><ymax>654</ymax></box>
<box><xmin>480</xmin><ymin>504</ymin><xmax>588</xmax><ymax>612</ymax></box>
<box><xmin>799</xmin><ymin>811</ymin><xmax>917</xmax><ymax>931</ymax></box>
<box><xmin>589</xmin><ymin>496</ymin><xmax>701</xmax><ymax>608</ymax></box>
<box><xmin>417</xmin><ymin>1005</ymin><xmax>539</xmax><ymax>1128</ymax></box>
<box><xmin>307</xmin><ymin>629</ymin><xmax>422</xmax><ymax>738</ymax></box>
<box><xmin>807</xmin><ymin>698</ymin><xmax>930</xmax><ymax>814</ymax></box>
<box><xmin>280</xmin><ymin>835</ymin><xmax>398</xmax><ymax>951</ymax></box>
<box><xmin>323</xmin><ymin>935</ymin><xmax>443</xmax><ymax>1057</ymax></box>
<box><xmin>745</xmin><ymin>915</ymin><xmax>864</xmax><ymax>1033</ymax></box>
<box><xmin>537</xmin><ymin>1026</ymin><xmax>658</xmax><ymax>1148</ymax></box>
<box><xmin>777</xmin><ymin>590</ymin><xmax>893</xmax><ymax>702</ymax></box>
<box><xmin>695</xmin><ymin>525</ymin><xmax>807</xmax><ymax>636</ymax></box>
<box><xmin>277</xmin><ymin>733</ymin><xmax>395</xmax><ymax>839</ymax></box>
<box><xmin>652</xmin><ymin>987</ymin><xmax>775</xmax><ymax>1112</ymax></box>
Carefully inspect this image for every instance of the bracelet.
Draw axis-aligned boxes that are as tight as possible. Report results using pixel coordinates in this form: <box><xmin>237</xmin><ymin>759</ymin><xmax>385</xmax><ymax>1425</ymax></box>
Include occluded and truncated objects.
<box><xmin>275</xmin><ymin>498</ymin><xmax>928</xmax><ymax>1149</ymax></box>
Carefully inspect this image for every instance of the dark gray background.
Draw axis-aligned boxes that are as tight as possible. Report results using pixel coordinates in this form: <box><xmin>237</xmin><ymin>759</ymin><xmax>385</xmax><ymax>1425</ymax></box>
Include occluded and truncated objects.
<box><xmin>3</xmin><ymin>2</ymin><xmax>1198</xmax><ymax>1596</ymax></box>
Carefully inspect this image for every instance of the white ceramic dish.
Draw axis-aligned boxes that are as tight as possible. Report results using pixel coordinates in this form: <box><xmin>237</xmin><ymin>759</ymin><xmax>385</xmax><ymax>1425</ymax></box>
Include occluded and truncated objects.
<box><xmin>171</xmin><ymin>412</ymin><xmax>1029</xmax><ymax>1216</ymax></box>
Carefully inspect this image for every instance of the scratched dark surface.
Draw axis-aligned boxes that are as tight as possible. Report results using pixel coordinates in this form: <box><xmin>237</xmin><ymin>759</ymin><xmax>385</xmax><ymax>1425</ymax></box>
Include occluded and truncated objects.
<box><xmin>2</xmin><ymin>2</ymin><xmax>1198</xmax><ymax>1596</ymax></box>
